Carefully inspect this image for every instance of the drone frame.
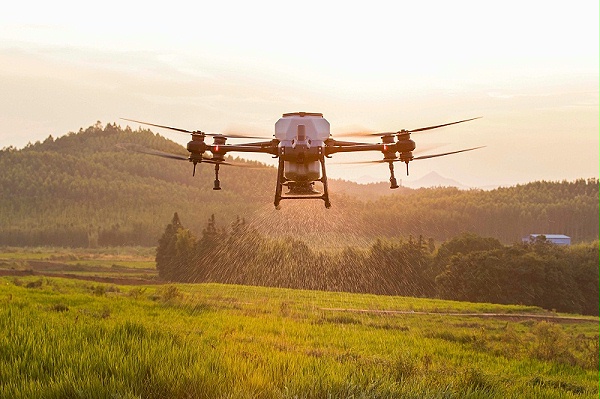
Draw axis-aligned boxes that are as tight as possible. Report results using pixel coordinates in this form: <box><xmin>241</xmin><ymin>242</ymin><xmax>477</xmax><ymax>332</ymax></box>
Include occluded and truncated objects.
<box><xmin>120</xmin><ymin>115</ymin><xmax>483</xmax><ymax>209</ymax></box>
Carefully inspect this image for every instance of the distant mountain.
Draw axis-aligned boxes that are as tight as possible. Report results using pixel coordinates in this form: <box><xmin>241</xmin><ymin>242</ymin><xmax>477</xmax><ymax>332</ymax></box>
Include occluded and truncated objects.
<box><xmin>404</xmin><ymin>171</ymin><xmax>470</xmax><ymax>189</ymax></box>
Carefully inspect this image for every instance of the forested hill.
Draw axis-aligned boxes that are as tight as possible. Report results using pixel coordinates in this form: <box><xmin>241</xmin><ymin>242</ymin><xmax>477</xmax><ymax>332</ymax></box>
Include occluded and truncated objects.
<box><xmin>0</xmin><ymin>122</ymin><xmax>276</xmax><ymax>246</ymax></box>
<box><xmin>0</xmin><ymin>123</ymin><xmax>597</xmax><ymax>247</ymax></box>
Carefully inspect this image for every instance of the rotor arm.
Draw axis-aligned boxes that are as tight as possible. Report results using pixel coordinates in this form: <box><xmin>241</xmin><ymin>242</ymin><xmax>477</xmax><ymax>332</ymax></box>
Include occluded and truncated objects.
<box><xmin>325</xmin><ymin>139</ymin><xmax>373</xmax><ymax>146</ymax></box>
<box><xmin>210</xmin><ymin>143</ymin><xmax>279</xmax><ymax>156</ymax></box>
<box><xmin>325</xmin><ymin>143</ymin><xmax>389</xmax><ymax>156</ymax></box>
<box><xmin>237</xmin><ymin>139</ymin><xmax>280</xmax><ymax>147</ymax></box>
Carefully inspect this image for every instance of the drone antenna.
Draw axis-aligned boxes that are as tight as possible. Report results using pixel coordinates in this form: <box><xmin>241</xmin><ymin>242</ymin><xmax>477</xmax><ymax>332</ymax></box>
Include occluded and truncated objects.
<box><xmin>192</xmin><ymin>161</ymin><xmax>197</xmax><ymax>177</ymax></box>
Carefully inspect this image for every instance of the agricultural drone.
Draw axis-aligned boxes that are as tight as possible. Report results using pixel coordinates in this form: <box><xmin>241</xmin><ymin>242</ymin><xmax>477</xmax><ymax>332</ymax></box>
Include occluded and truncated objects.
<box><xmin>122</xmin><ymin>113</ymin><xmax>483</xmax><ymax>209</ymax></box>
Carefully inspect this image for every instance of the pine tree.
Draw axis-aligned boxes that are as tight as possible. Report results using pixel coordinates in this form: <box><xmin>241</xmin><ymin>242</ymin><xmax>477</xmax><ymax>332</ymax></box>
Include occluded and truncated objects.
<box><xmin>198</xmin><ymin>214</ymin><xmax>220</xmax><ymax>253</ymax></box>
<box><xmin>156</xmin><ymin>212</ymin><xmax>183</xmax><ymax>280</ymax></box>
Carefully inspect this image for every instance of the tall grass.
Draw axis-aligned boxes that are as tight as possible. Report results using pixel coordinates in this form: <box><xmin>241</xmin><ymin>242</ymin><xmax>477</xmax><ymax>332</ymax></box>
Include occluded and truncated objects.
<box><xmin>0</xmin><ymin>277</ymin><xmax>598</xmax><ymax>398</ymax></box>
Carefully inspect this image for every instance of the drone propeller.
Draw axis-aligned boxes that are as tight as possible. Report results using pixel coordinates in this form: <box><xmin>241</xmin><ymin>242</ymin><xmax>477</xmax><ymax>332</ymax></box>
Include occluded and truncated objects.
<box><xmin>340</xmin><ymin>117</ymin><xmax>481</xmax><ymax>137</ymax></box>
<box><xmin>116</xmin><ymin>142</ymin><xmax>257</xmax><ymax>167</ymax></box>
<box><xmin>412</xmin><ymin>146</ymin><xmax>485</xmax><ymax>160</ymax></box>
<box><xmin>121</xmin><ymin>118</ymin><xmax>196</xmax><ymax>134</ymax></box>
<box><xmin>116</xmin><ymin>143</ymin><xmax>188</xmax><ymax>160</ymax></box>
<box><xmin>404</xmin><ymin>117</ymin><xmax>481</xmax><ymax>133</ymax></box>
<box><xmin>121</xmin><ymin>118</ymin><xmax>268</xmax><ymax>139</ymax></box>
<box><xmin>335</xmin><ymin>146</ymin><xmax>485</xmax><ymax>165</ymax></box>
<box><xmin>331</xmin><ymin>143</ymin><xmax>445</xmax><ymax>164</ymax></box>
<box><xmin>325</xmin><ymin>138</ymin><xmax>375</xmax><ymax>146</ymax></box>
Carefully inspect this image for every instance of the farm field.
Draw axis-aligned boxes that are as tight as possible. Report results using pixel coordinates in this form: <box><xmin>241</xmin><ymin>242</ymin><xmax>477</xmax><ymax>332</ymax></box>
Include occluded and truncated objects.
<box><xmin>1</xmin><ymin>249</ymin><xmax>598</xmax><ymax>399</ymax></box>
<box><xmin>0</xmin><ymin>247</ymin><xmax>157</xmax><ymax>284</ymax></box>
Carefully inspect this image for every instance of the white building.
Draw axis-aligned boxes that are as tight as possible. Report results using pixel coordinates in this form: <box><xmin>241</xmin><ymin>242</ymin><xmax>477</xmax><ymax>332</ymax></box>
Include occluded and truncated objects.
<box><xmin>522</xmin><ymin>234</ymin><xmax>571</xmax><ymax>246</ymax></box>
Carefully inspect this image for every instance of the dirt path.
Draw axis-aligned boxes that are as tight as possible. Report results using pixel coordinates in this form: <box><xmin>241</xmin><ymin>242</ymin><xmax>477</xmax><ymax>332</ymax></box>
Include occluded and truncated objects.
<box><xmin>320</xmin><ymin>307</ymin><xmax>599</xmax><ymax>324</ymax></box>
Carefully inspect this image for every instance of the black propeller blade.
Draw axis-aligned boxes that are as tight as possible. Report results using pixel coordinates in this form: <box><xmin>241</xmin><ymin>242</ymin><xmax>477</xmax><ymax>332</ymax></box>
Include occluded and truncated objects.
<box><xmin>121</xmin><ymin>118</ymin><xmax>196</xmax><ymax>134</ymax></box>
<box><xmin>121</xmin><ymin>118</ymin><xmax>269</xmax><ymax>139</ymax></box>
<box><xmin>406</xmin><ymin>117</ymin><xmax>481</xmax><ymax>133</ymax></box>
<box><xmin>148</xmin><ymin>151</ymin><xmax>189</xmax><ymax>161</ymax></box>
<box><xmin>200</xmin><ymin>158</ymin><xmax>244</xmax><ymax>166</ymax></box>
<box><xmin>221</xmin><ymin>129</ymin><xmax>273</xmax><ymax>139</ymax></box>
<box><xmin>331</xmin><ymin>143</ymin><xmax>446</xmax><ymax>165</ymax></box>
<box><xmin>325</xmin><ymin>138</ymin><xmax>375</xmax><ymax>146</ymax></box>
<box><xmin>413</xmin><ymin>146</ymin><xmax>485</xmax><ymax>160</ymax></box>
<box><xmin>334</xmin><ymin>146</ymin><xmax>485</xmax><ymax>165</ymax></box>
<box><xmin>116</xmin><ymin>143</ymin><xmax>189</xmax><ymax>160</ymax></box>
<box><xmin>117</xmin><ymin>143</ymin><xmax>265</xmax><ymax>168</ymax></box>
<box><xmin>339</xmin><ymin>117</ymin><xmax>481</xmax><ymax>137</ymax></box>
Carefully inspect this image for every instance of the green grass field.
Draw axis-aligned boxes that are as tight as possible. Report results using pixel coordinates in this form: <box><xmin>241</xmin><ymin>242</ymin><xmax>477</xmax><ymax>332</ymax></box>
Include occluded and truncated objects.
<box><xmin>1</xmin><ymin>271</ymin><xmax>598</xmax><ymax>398</ymax></box>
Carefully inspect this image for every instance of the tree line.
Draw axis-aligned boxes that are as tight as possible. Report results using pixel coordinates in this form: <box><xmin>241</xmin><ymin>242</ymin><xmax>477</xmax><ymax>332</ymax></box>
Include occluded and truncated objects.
<box><xmin>157</xmin><ymin>213</ymin><xmax>599</xmax><ymax>316</ymax></box>
<box><xmin>0</xmin><ymin>123</ymin><xmax>597</xmax><ymax>247</ymax></box>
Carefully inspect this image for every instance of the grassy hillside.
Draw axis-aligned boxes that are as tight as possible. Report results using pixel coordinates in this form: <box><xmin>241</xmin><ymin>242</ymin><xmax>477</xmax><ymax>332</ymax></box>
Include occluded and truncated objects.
<box><xmin>1</xmin><ymin>276</ymin><xmax>598</xmax><ymax>398</ymax></box>
<box><xmin>0</xmin><ymin>122</ymin><xmax>597</xmax><ymax>247</ymax></box>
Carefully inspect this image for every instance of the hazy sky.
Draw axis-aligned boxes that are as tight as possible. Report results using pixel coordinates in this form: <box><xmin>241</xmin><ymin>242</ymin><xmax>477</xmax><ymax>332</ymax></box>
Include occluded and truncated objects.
<box><xmin>0</xmin><ymin>1</ymin><xmax>598</xmax><ymax>187</ymax></box>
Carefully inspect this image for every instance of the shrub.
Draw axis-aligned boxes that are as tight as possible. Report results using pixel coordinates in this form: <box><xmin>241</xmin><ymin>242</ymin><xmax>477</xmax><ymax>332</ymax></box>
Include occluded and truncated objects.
<box><xmin>530</xmin><ymin>322</ymin><xmax>576</xmax><ymax>366</ymax></box>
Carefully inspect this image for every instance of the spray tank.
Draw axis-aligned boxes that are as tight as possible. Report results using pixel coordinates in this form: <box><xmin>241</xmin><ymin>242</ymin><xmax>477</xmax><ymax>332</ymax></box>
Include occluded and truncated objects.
<box><xmin>275</xmin><ymin>112</ymin><xmax>330</xmax><ymax>182</ymax></box>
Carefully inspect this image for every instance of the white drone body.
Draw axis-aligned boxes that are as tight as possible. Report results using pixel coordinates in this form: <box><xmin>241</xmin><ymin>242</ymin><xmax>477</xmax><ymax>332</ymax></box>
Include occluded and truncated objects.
<box><xmin>274</xmin><ymin>112</ymin><xmax>330</xmax><ymax>183</ymax></box>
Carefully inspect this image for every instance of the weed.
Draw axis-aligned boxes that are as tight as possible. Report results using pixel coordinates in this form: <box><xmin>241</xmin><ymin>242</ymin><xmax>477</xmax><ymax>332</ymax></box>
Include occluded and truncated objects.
<box><xmin>280</xmin><ymin>301</ymin><xmax>291</xmax><ymax>317</ymax></box>
<box><xmin>531</xmin><ymin>376</ymin><xmax>586</xmax><ymax>394</ymax></box>
<box><xmin>50</xmin><ymin>303</ymin><xmax>69</xmax><ymax>312</ymax></box>
<box><xmin>105</xmin><ymin>285</ymin><xmax>120</xmax><ymax>294</ymax></box>
<box><xmin>325</xmin><ymin>315</ymin><xmax>362</xmax><ymax>325</ymax></box>
<box><xmin>100</xmin><ymin>305</ymin><xmax>111</xmax><ymax>319</ymax></box>
<box><xmin>151</xmin><ymin>285</ymin><xmax>181</xmax><ymax>302</ymax></box>
<box><xmin>426</xmin><ymin>330</ymin><xmax>472</xmax><ymax>344</ymax></box>
<box><xmin>470</xmin><ymin>327</ymin><xmax>489</xmax><ymax>351</ymax></box>
<box><xmin>530</xmin><ymin>321</ymin><xmax>577</xmax><ymax>366</ymax></box>
<box><xmin>368</xmin><ymin>321</ymin><xmax>410</xmax><ymax>331</ymax></box>
<box><xmin>580</xmin><ymin>337</ymin><xmax>599</xmax><ymax>370</ymax></box>
<box><xmin>459</xmin><ymin>367</ymin><xmax>496</xmax><ymax>393</ymax></box>
<box><xmin>393</xmin><ymin>352</ymin><xmax>419</xmax><ymax>381</ymax></box>
<box><xmin>25</xmin><ymin>279</ymin><xmax>44</xmax><ymax>289</ymax></box>
<box><xmin>92</xmin><ymin>285</ymin><xmax>106</xmax><ymax>296</ymax></box>
<box><xmin>162</xmin><ymin>285</ymin><xmax>181</xmax><ymax>301</ymax></box>
<box><xmin>128</xmin><ymin>287</ymin><xmax>147</xmax><ymax>299</ymax></box>
<box><xmin>497</xmin><ymin>323</ymin><xmax>523</xmax><ymax>358</ymax></box>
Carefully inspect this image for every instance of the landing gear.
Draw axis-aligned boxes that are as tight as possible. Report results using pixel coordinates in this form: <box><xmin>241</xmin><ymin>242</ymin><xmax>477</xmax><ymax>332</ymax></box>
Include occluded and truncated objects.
<box><xmin>319</xmin><ymin>156</ymin><xmax>332</xmax><ymax>208</ymax></box>
<box><xmin>274</xmin><ymin>158</ymin><xmax>285</xmax><ymax>209</ymax></box>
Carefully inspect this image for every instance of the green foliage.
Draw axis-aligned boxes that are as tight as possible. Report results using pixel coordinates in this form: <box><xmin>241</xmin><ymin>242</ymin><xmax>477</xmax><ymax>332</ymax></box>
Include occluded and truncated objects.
<box><xmin>158</xmin><ymin>215</ymin><xmax>599</xmax><ymax>316</ymax></box>
<box><xmin>158</xmin><ymin>214</ymin><xmax>433</xmax><ymax>296</ymax></box>
<box><xmin>582</xmin><ymin>338</ymin><xmax>600</xmax><ymax>370</ymax></box>
<box><xmin>155</xmin><ymin>212</ymin><xmax>184</xmax><ymax>280</ymax></box>
<box><xmin>435</xmin><ymin>233</ymin><xmax>504</xmax><ymax>263</ymax></box>
<box><xmin>530</xmin><ymin>321</ymin><xmax>577</xmax><ymax>366</ymax></box>
<box><xmin>0</xmin><ymin>278</ymin><xmax>597</xmax><ymax>398</ymax></box>
<box><xmin>0</xmin><ymin>123</ymin><xmax>275</xmax><ymax>247</ymax></box>
<box><xmin>435</xmin><ymin>240</ymin><xmax>599</xmax><ymax>315</ymax></box>
<box><xmin>365</xmin><ymin>180</ymin><xmax>599</xmax><ymax>243</ymax></box>
<box><xmin>154</xmin><ymin>285</ymin><xmax>182</xmax><ymax>302</ymax></box>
